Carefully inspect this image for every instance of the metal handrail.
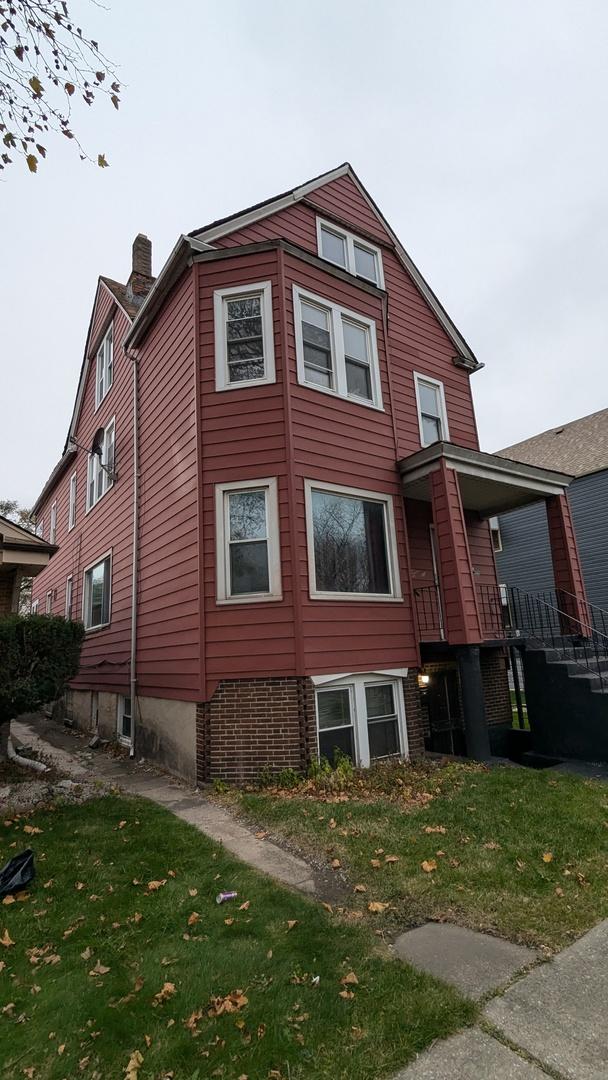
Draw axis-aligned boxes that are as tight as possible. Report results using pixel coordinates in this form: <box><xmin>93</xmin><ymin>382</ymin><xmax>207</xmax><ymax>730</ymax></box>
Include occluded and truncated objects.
<box><xmin>509</xmin><ymin>586</ymin><xmax>607</xmax><ymax>691</ymax></box>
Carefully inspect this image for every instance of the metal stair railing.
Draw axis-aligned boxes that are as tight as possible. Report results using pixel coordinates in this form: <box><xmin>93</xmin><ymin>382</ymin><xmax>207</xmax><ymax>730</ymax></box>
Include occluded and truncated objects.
<box><xmin>509</xmin><ymin>586</ymin><xmax>608</xmax><ymax>692</ymax></box>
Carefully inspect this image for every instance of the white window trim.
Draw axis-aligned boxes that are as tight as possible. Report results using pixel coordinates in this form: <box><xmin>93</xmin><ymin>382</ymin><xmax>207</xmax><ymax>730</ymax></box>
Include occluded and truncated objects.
<box><xmin>214</xmin><ymin>280</ymin><xmax>276</xmax><ymax>392</ymax></box>
<box><xmin>304</xmin><ymin>478</ymin><xmax>402</xmax><ymax>602</ymax></box>
<box><xmin>86</xmin><ymin>416</ymin><xmax>115</xmax><ymax>513</ymax></box>
<box><xmin>215</xmin><ymin>477</ymin><xmax>282</xmax><ymax>604</ymax></box>
<box><xmin>68</xmin><ymin>470</ymin><xmax>77</xmax><ymax>531</ymax></box>
<box><xmin>45</xmin><ymin>590</ymin><xmax>53</xmax><ymax>614</ymax></box>
<box><xmin>31</xmin><ymin>599</ymin><xmax>39</xmax><ymax>614</ymax></box>
<box><xmin>117</xmin><ymin>695</ymin><xmax>132</xmax><ymax>748</ymax></box>
<box><xmin>82</xmin><ymin>550</ymin><xmax>112</xmax><ymax>631</ymax></box>
<box><xmin>314</xmin><ymin>671</ymin><xmax>408</xmax><ymax>768</ymax></box>
<box><xmin>65</xmin><ymin>575</ymin><xmax>73</xmax><ymax>619</ymax></box>
<box><xmin>316</xmin><ymin>217</ymin><xmax>385</xmax><ymax>288</ymax></box>
<box><xmin>293</xmin><ymin>286</ymin><xmax>383</xmax><ymax>410</ymax></box>
<box><xmin>95</xmin><ymin>323</ymin><xmax>114</xmax><ymax>410</ymax></box>
<box><xmin>413</xmin><ymin>372</ymin><xmax>450</xmax><ymax>448</ymax></box>
<box><xmin>49</xmin><ymin>500</ymin><xmax>57</xmax><ymax>544</ymax></box>
<box><xmin>489</xmin><ymin>516</ymin><xmax>503</xmax><ymax>553</ymax></box>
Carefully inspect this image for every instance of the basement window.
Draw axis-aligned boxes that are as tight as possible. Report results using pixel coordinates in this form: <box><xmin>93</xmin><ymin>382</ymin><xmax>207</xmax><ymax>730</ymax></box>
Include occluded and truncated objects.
<box><xmin>117</xmin><ymin>695</ymin><xmax>132</xmax><ymax>746</ymax></box>
<box><xmin>315</xmin><ymin>673</ymin><xmax>407</xmax><ymax>767</ymax></box>
<box><xmin>214</xmin><ymin>281</ymin><xmax>275</xmax><ymax>390</ymax></box>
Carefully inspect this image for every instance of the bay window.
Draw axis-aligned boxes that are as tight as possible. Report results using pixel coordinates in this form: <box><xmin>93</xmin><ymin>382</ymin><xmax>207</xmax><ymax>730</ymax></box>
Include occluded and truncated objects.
<box><xmin>305</xmin><ymin>480</ymin><xmax>401</xmax><ymax>600</ymax></box>
<box><xmin>293</xmin><ymin>287</ymin><xmax>382</xmax><ymax>408</ymax></box>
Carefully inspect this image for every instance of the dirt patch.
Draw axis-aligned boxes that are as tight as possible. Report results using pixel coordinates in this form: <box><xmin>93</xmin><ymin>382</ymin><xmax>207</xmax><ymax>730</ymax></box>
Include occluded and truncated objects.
<box><xmin>0</xmin><ymin>751</ymin><xmax>105</xmax><ymax>816</ymax></box>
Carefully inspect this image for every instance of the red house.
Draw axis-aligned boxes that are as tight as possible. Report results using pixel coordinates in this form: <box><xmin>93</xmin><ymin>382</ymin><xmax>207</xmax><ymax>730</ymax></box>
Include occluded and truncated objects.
<box><xmin>30</xmin><ymin>164</ymin><xmax>586</xmax><ymax>782</ymax></box>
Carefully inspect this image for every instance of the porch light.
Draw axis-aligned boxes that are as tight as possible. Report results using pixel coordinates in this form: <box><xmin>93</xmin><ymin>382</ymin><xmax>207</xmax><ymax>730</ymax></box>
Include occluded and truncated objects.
<box><xmin>418</xmin><ymin>673</ymin><xmax>430</xmax><ymax>688</ymax></box>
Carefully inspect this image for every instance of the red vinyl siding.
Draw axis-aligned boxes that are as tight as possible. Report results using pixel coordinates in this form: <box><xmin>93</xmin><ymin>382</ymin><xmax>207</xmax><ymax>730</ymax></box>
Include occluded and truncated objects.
<box><xmin>31</xmin><ymin>283</ymin><xmax>134</xmax><ymax>694</ymax></box>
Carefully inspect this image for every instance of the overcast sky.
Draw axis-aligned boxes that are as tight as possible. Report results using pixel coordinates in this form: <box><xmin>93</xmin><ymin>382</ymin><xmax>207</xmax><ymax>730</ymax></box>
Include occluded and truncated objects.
<box><xmin>2</xmin><ymin>0</ymin><xmax>607</xmax><ymax>505</ymax></box>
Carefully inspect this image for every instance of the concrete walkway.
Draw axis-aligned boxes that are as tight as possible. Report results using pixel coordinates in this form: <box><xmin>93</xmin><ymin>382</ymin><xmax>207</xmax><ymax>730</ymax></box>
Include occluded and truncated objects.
<box><xmin>11</xmin><ymin>716</ymin><xmax>317</xmax><ymax>895</ymax></box>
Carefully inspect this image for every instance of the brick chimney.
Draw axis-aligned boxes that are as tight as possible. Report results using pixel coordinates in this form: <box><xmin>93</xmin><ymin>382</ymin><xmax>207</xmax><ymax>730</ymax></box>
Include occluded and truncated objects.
<box><xmin>126</xmin><ymin>233</ymin><xmax>154</xmax><ymax>306</ymax></box>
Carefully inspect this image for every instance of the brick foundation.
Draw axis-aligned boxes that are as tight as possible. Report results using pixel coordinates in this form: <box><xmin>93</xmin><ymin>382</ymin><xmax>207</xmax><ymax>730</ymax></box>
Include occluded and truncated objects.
<box><xmin>196</xmin><ymin>677</ymin><xmax>317</xmax><ymax>785</ymax></box>
<box><xmin>480</xmin><ymin>648</ymin><xmax>512</xmax><ymax>728</ymax></box>
<box><xmin>402</xmin><ymin>671</ymin><xmax>426</xmax><ymax>758</ymax></box>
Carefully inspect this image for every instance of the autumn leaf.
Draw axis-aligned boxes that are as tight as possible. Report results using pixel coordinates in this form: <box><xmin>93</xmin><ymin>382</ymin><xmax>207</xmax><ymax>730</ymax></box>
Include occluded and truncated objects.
<box><xmin>331</xmin><ymin>859</ymin><xmax>341</xmax><ymax>869</ymax></box>
<box><xmin>152</xmin><ymin>981</ymin><xmax>176</xmax><ymax>1006</ymax></box>
<box><xmin>23</xmin><ymin>825</ymin><xmax>42</xmax><ymax>835</ymax></box>
<box><xmin>385</xmin><ymin>855</ymin><xmax>399</xmax><ymax>864</ymax></box>
<box><xmin>555</xmin><ymin>886</ymin><xmax>564</xmax><ymax>897</ymax></box>
<box><xmin>124</xmin><ymin>1049</ymin><xmax>144</xmax><ymax>1079</ymax></box>
<box><xmin>224</xmin><ymin>917</ymin><xmax>234</xmax><ymax>926</ymax></box>
<box><xmin>239</xmin><ymin>900</ymin><xmax>250</xmax><ymax>911</ymax></box>
<box><xmin>188</xmin><ymin>888</ymin><xmax>198</xmax><ymax>897</ymax></box>
<box><xmin>340</xmin><ymin>971</ymin><xmax>359</xmax><ymax>985</ymax></box>
<box><xmin>2</xmin><ymin>896</ymin><xmax>15</xmax><ymax>906</ymax></box>
<box><xmin>370</xmin><ymin>859</ymin><xmax>381</xmax><ymax>869</ymax></box>
<box><xmin>339</xmin><ymin>989</ymin><xmax>355</xmax><ymax>999</ymax></box>
<box><xmin>542</xmin><ymin>852</ymin><xmax>554</xmax><ymax>863</ymax></box>
<box><xmin>89</xmin><ymin>960</ymin><xmax>110</xmax><ymax>976</ymax></box>
<box><xmin>353</xmin><ymin>883</ymin><xmax>367</xmax><ymax>893</ymax></box>
<box><xmin>421</xmin><ymin>860</ymin><xmax>437</xmax><ymax>873</ymax></box>
<box><xmin>147</xmin><ymin>880</ymin><xmax>167</xmax><ymax>892</ymax></box>
<box><xmin>80</xmin><ymin>947</ymin><xmax>93</xmax><ymax>961</ymax></box>
<box><xmin>97</xmin><ymin>153</ymin><xmax>109</xmax><ymax>168</ymax></box>
<box><xmin>207</xmin><ymin>989</ymin><xmax>248</xmax><ymax>1017</ymax></box>
<box><xmin>423</xmin><ymin>825</ymin><xmax>447</xmax><ymax>834</ymax></box>
<box><xmin>187</xmin><ymin>912</ymin><xmax>200</xmax><ymax>926</ymax></box>
<box><xmin>367</xmin><ymin>901</ymin><xmax>389</xmax><ymax>913</ymax></box>
<box><xmin>286</xmin><ymin>920</ymin><xmax>298</xmax><ymax>931</ymax></box>
<box><xmin>0</xmin><ymin>929</ymin><xmax>14</xmax><ymax>947</ymax></box>
<box><xmin>27</xmin><ymin>151</ymin><xmax>38</xmax><ymax>173</ymax></box>
<box><xmin>29</xmin><ymin>75</ymin><xmax>43</xmax><ymax>96</ymax></box>
<box><xmin>118</xmin><ymin>820</ymin><xmax>127</xmax><ymax>829</ymax></box>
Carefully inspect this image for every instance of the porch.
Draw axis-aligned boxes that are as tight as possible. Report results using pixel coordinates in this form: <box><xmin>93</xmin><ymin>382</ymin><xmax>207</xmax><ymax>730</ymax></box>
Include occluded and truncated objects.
<box><xmin>399</xmin><ymin>443</ymin><xmax>588</xmax><ymax>760</ymax></box>
<box><xmin>0</xmin><ymin>515</ymin><xmax>56</xmax><ymax>615</ymax></box>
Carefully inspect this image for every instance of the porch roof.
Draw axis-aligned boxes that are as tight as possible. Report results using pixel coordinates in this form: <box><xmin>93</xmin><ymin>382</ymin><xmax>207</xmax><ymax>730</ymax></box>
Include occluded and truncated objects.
<box><xmin>0</xmin><ymin>515</ymin><xmax>57</xmax><ymax>577</ymax></box>
<box><xmin>398</xmin><ymin>442</ymin><xmax>573</xmax><ymax>517</ymax></box>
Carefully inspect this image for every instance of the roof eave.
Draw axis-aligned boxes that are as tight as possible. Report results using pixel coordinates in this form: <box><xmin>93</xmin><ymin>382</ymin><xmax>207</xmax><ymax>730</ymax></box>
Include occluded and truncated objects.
<box><xmin>124</xmin><ymin>235</ymin><xmax>213</xmax><ymax>350</ymax></box>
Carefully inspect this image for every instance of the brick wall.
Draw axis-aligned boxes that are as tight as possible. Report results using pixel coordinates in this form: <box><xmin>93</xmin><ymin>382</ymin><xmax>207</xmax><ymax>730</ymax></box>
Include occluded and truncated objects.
<box><xmin>196</xmin><ymin>677</ymin><xmax>317</xmax><ymax>784</ymax></box>
<box><xmin>480</xmin><ymin>648</ymin><xmax>512</xmax><ymax>728</ymax></box>
<box><xmin>402</xmin><ymin>671</ymin><xmax>426</xmax><ymax>758</ymax></box>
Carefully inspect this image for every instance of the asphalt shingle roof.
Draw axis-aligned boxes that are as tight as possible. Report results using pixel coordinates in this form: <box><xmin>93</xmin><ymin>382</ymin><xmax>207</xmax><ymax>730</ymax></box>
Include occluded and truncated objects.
<box><xmin>497</xmin><ymin>408</ymin><xmax>608</xmax><ymax>478</ymax></box>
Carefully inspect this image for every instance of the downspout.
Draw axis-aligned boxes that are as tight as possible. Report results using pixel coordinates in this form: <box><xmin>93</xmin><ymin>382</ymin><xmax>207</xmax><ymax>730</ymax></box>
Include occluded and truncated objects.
<box><xmin>127</xmin><ymin>346</ymin><xmax>140</xmax><ymax>758</ymax></box>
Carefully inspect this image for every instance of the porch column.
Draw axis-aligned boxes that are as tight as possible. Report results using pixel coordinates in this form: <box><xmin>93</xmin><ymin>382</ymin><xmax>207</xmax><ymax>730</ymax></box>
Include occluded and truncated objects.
<box><xmin>546</xmin><ymin>493</ymin><xmax>589</xmax><ymax>630</ymax></box>
<box><xmin>430</xmin><ymin>459</ymin><xmax>483</xmax><ymax>645</ymax></box>
<box><xmin>456</xmin><ymin>645</ymin><xmax>491</xmax><ymax>760</ymax></box>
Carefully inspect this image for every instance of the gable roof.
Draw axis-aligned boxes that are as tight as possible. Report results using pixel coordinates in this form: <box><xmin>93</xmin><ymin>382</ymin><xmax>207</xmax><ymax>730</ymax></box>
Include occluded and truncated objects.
<box><xmin>189</xmin><ymin>162</ymin><xmax>480</xmax><ymax>370</ymax></box>
<box><xmin>497</xmin><ymin>408</ymin><xmax>608</xmax><ymax>478</ymax></box>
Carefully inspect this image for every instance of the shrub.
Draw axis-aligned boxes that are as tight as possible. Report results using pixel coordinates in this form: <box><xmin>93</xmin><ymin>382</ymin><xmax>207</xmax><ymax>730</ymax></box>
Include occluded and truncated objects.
<box><xmin>0</xmin><ymin>614</ymin><xmax>85</xmax><ymax>728</ymax></box>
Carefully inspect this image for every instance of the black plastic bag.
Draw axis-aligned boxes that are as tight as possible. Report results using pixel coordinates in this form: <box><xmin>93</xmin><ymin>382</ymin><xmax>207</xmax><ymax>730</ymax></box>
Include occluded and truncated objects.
<box><xmin>0</xmin><ymin>849</ymin><xmax>35</xmax><ymax>898</ymax></box>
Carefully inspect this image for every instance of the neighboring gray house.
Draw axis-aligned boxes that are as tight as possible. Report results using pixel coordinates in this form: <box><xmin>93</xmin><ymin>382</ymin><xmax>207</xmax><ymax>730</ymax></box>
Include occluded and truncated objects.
<box><xmin>495</xmin><ymin>408</ymin><xmax>608</xmax><ymax>612</ymax></box>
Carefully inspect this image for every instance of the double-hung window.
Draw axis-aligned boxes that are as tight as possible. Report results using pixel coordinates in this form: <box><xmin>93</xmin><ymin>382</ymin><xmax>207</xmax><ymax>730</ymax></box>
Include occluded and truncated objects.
<box><xmin>31</xmin><ymin>599</ymin><xmax>39</xmax><ymax>614</ymax></box>
<box><xmin>215</xmin><ymin>478</ymin><xmax>281</xmax><ymax>603</ymax></box>
<box><xmin>95</xmin><ymin>323</ymin><xmax>114</xmax><ymax>409</ymax></box>
<box><xmin>45</xmin><ymin>591</ymin><xmax>53</xmax><ymax>614</ymax></box>
<box><xmin>315</xmin><ymin>673</ymin><xmax>406</xmax><ymax>767</ymax></box>
<box><xmin>316</xmin><ymin>218</ymin><xmax>385</xmax><ymax>287</ymax></box>
<box><xmin>214</xmin><ymin>281</ymin><xmax>275</xmax><ymax>390</ymax></box>
<box><xmin>414</xmin><ymin>373</ymin><xmax>449</xmax><ymax>447</ymax></box>
<box><xmin>65</xmin><ymin>575</ymin><xmax>73</xmax><ymax>619</ymax></box>
<box><xmin>82</xmin><ymin>553</ymin><xmax>111</xmax><ymax>630</ymax></box>
<box><xmin>49</xmin><ymin>500</ymin><xmax>57</xmax><ymax>544</ymax></box>
<box><xmin>305</xmin><ymin>480</ymin><xmax>401</xmax><ymax>600</ymax></box>
<box><xmin>86</xmin><ymin>418</ymin><xmax>115</xmax><ymax>511</ymax></box>
<box><xmin>68</xmin><ymin>471</ymin><xmax>77</xmax><ymax>531</ymax></box>
<box><xmin>294</xmin><ymin>287</ymin><xmax>382</xmax><ymax>408</ymax></box>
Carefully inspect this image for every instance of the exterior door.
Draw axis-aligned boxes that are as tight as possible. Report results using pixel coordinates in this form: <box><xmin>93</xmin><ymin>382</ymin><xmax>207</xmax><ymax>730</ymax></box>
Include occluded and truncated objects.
<box><xmin>423</xmin><ymin>669</ymin><xmax>465</xmax><ymax>756</ymax></box>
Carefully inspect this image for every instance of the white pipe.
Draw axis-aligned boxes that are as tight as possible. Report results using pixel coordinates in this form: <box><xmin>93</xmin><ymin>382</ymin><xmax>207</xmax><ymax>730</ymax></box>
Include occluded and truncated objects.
<box><xmin>128</xmin><ymin>348</ymin><xmax>140</xmax><ymax>759</ymax></box>
<box><xmin>8</xmin><ymin>734</ymin><xmax>49</xmax><ymax>773</ymax></box>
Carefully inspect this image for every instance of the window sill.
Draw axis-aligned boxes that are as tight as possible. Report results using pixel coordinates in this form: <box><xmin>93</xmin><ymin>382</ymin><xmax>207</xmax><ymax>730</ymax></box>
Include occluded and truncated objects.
<box><xmin>308</xmin><ymin>591</ymin><xmax>403</xmax><ymax>603</ymax></box>
<box><xmin>216</xmin><ymin>375</ymin><xmax>276</xmax><ymax>393</ymax></box>
<box><xmin>297</xmin><ymin>379</ymin><xmax>384</xmax><ymax>412</ymax></box>
<box><xmin>216</xmin><ymin>593</ymin><xmax>283</xmax><ymax>606</ymax></box>
<box><xmin>84</xmin><ymin>621</ymin><xmax>111</xmax><ymax>634</ymax></box>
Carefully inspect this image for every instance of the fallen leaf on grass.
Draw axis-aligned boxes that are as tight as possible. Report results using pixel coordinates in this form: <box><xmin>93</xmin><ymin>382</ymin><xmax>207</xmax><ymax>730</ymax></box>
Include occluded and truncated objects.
<box><xmin>2</xmin><ymin>895</ymin><xmax>15</xmax><ymax>906</ymax></box>
<box><xmin>370</xmin><ymin>859</ymin><xmax>381</xmax><ymax>869</ymax></box>
<box><xmin>423</xmin><ymin>825</ymin><xmax>447</xmax><ymax>834</ymax></box>
<box><xmin>331</xmin><ymin>859</ymin><xmax>341</xmax><ymax>869</ymax></box>
<box><xmin>118</xmin><ymin>821</ymin><xmax>127</xmax><ymax>829</ymax></box>
<box><xmin>89</xmin><ymin>960</ymin><xmax>110</xmax><ymax>976</ymax></box>
<box><xmin>255</xmin><ymin>831</ymin><xmax>267</xmax><ymax>840</ymax></box>
<box><xmin>353</xmin><ymin>883</ymin><xmax>367</xmax><ymax>893</ymax></box>
<box><xmin>421</xmin><ymin>860</ymin><xmax>437</xmax><ymax>873</ymax></box>
<box><xmin>224</xmin><ymin>917</ymin><xmax>234</xmax><ymax>926</ymax></box>
<box><xmin>239</xmin><ymin>900</ymin><xmax>250</xmax><ymax>911</ymax></box>
<box><xmin>542</xmin><ymin>852</ymin><xmax>554</xmax><ymax>863</ymax></box>
<box><xmin>124</xmin><ymin>1049</ymin><xmax>143</xmax><ymax>1079</ymax></box>
<box><xmin>80</xmin><ymin>947</ymin><xmax>93</xmax><ymax>961</ymax></box>
<box><xmin>144</xmin><ymin>1034</ymin><xmax>151</xmax><ymax>1048</ymax></box>
<box><xmin>555</xmin><ymin>887</ymin><xmax>564</xmax><ymax>897</ymax></box>
<box><xmin>340</xmin><ymin>971</ymin><xmax>359</xmax><ymax>985</ymax></box>
<box><xmin>385</xmin><ymin>855</ymin><xmax>399</xmax><ymax>864</ymax></box>
<box><xmin>187</xmin><ymin>912</ymin><xmax>200</xmax><ymax>926</ymax></box>
<box><xmin>188</xmin><ymin>888</ymin><xmax>198</xmax><ymax>898</ymax></box>
<box><xmin>23</xmin><ymin>825</ymin><xmax>42</xmax><ymax>835</ymax></box>
<box><xmin>367</xmin><ymin>901</ymin><xmax>389</xmax><ymax>913</ymax></box>
<box><xmin>207</xmin><ymin>989</ymin><xmax>248</xmax><ymax>1017</ymax></box>
<box><xmin>152</xmin><ymin>981</ymin><xmax>176</xmax><ymax>1006</ymax></box>
<box><xmin>57</xmin><ymin>1045</ymin><xmax>65</xmax><ymax>1056</ymax></box>
<box><xmin>147</xmin><ymin>880</ymin><xmax>167</xmax><ymax>892</ymax></box>
<box><xmin>339</xmin><ymin>989</ymin><xmax>355</xmax><ymax>999</ymax></box>
<box><xmin>75</xmin><ymin>882</ymin><xmax>85</xmax><ymax>891</ymax></box>
<box><xmin>1</xmin><ymin>929</ymin><xmax>14</xmax><ymax>947</ymax></box>
<box><xmin>286</xmin><ymin>920</ymin><xmax>298</xmax><ymax>931</ymax></box>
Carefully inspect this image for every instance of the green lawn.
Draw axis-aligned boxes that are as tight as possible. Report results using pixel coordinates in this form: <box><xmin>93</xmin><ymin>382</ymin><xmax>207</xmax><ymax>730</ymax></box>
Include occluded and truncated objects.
<box><xmin>233</xmin><ymin>762</ymin><xmax>608</xmax><ymax>952</ymax></box>
<box><xmin>0</xmin><ymin>796</ymin><xmax>474</xmax><ymax>1080</ymax></box>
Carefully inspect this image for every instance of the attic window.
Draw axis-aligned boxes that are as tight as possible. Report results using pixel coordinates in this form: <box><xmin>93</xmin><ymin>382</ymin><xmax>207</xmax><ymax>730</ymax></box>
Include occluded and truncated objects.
<box><xmin>316</xmin><ymin>218</ymin><xmax>384</xmax><ymax>288</ymax></box>
<box><xmin>95</xmin><ymin>323</ymin><xmax>114</xmax><ymax>409</ymax></box>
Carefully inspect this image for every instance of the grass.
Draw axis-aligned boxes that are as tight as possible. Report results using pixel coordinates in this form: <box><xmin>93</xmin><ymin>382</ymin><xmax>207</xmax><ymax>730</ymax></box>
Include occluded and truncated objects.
<box><xmin>0</xmin><ymin>795</ymin><xmax>474</xmax><ymax>1080</ymax></box>
<box><xmin>232</xmin><ymin>761</ymin><xmax>608</xmax><ymax>952</ymax></box>
<box><xmin>510</xmin><ymin>689</ymin><xmax>529</xmax><ymax>729</ymax></box>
